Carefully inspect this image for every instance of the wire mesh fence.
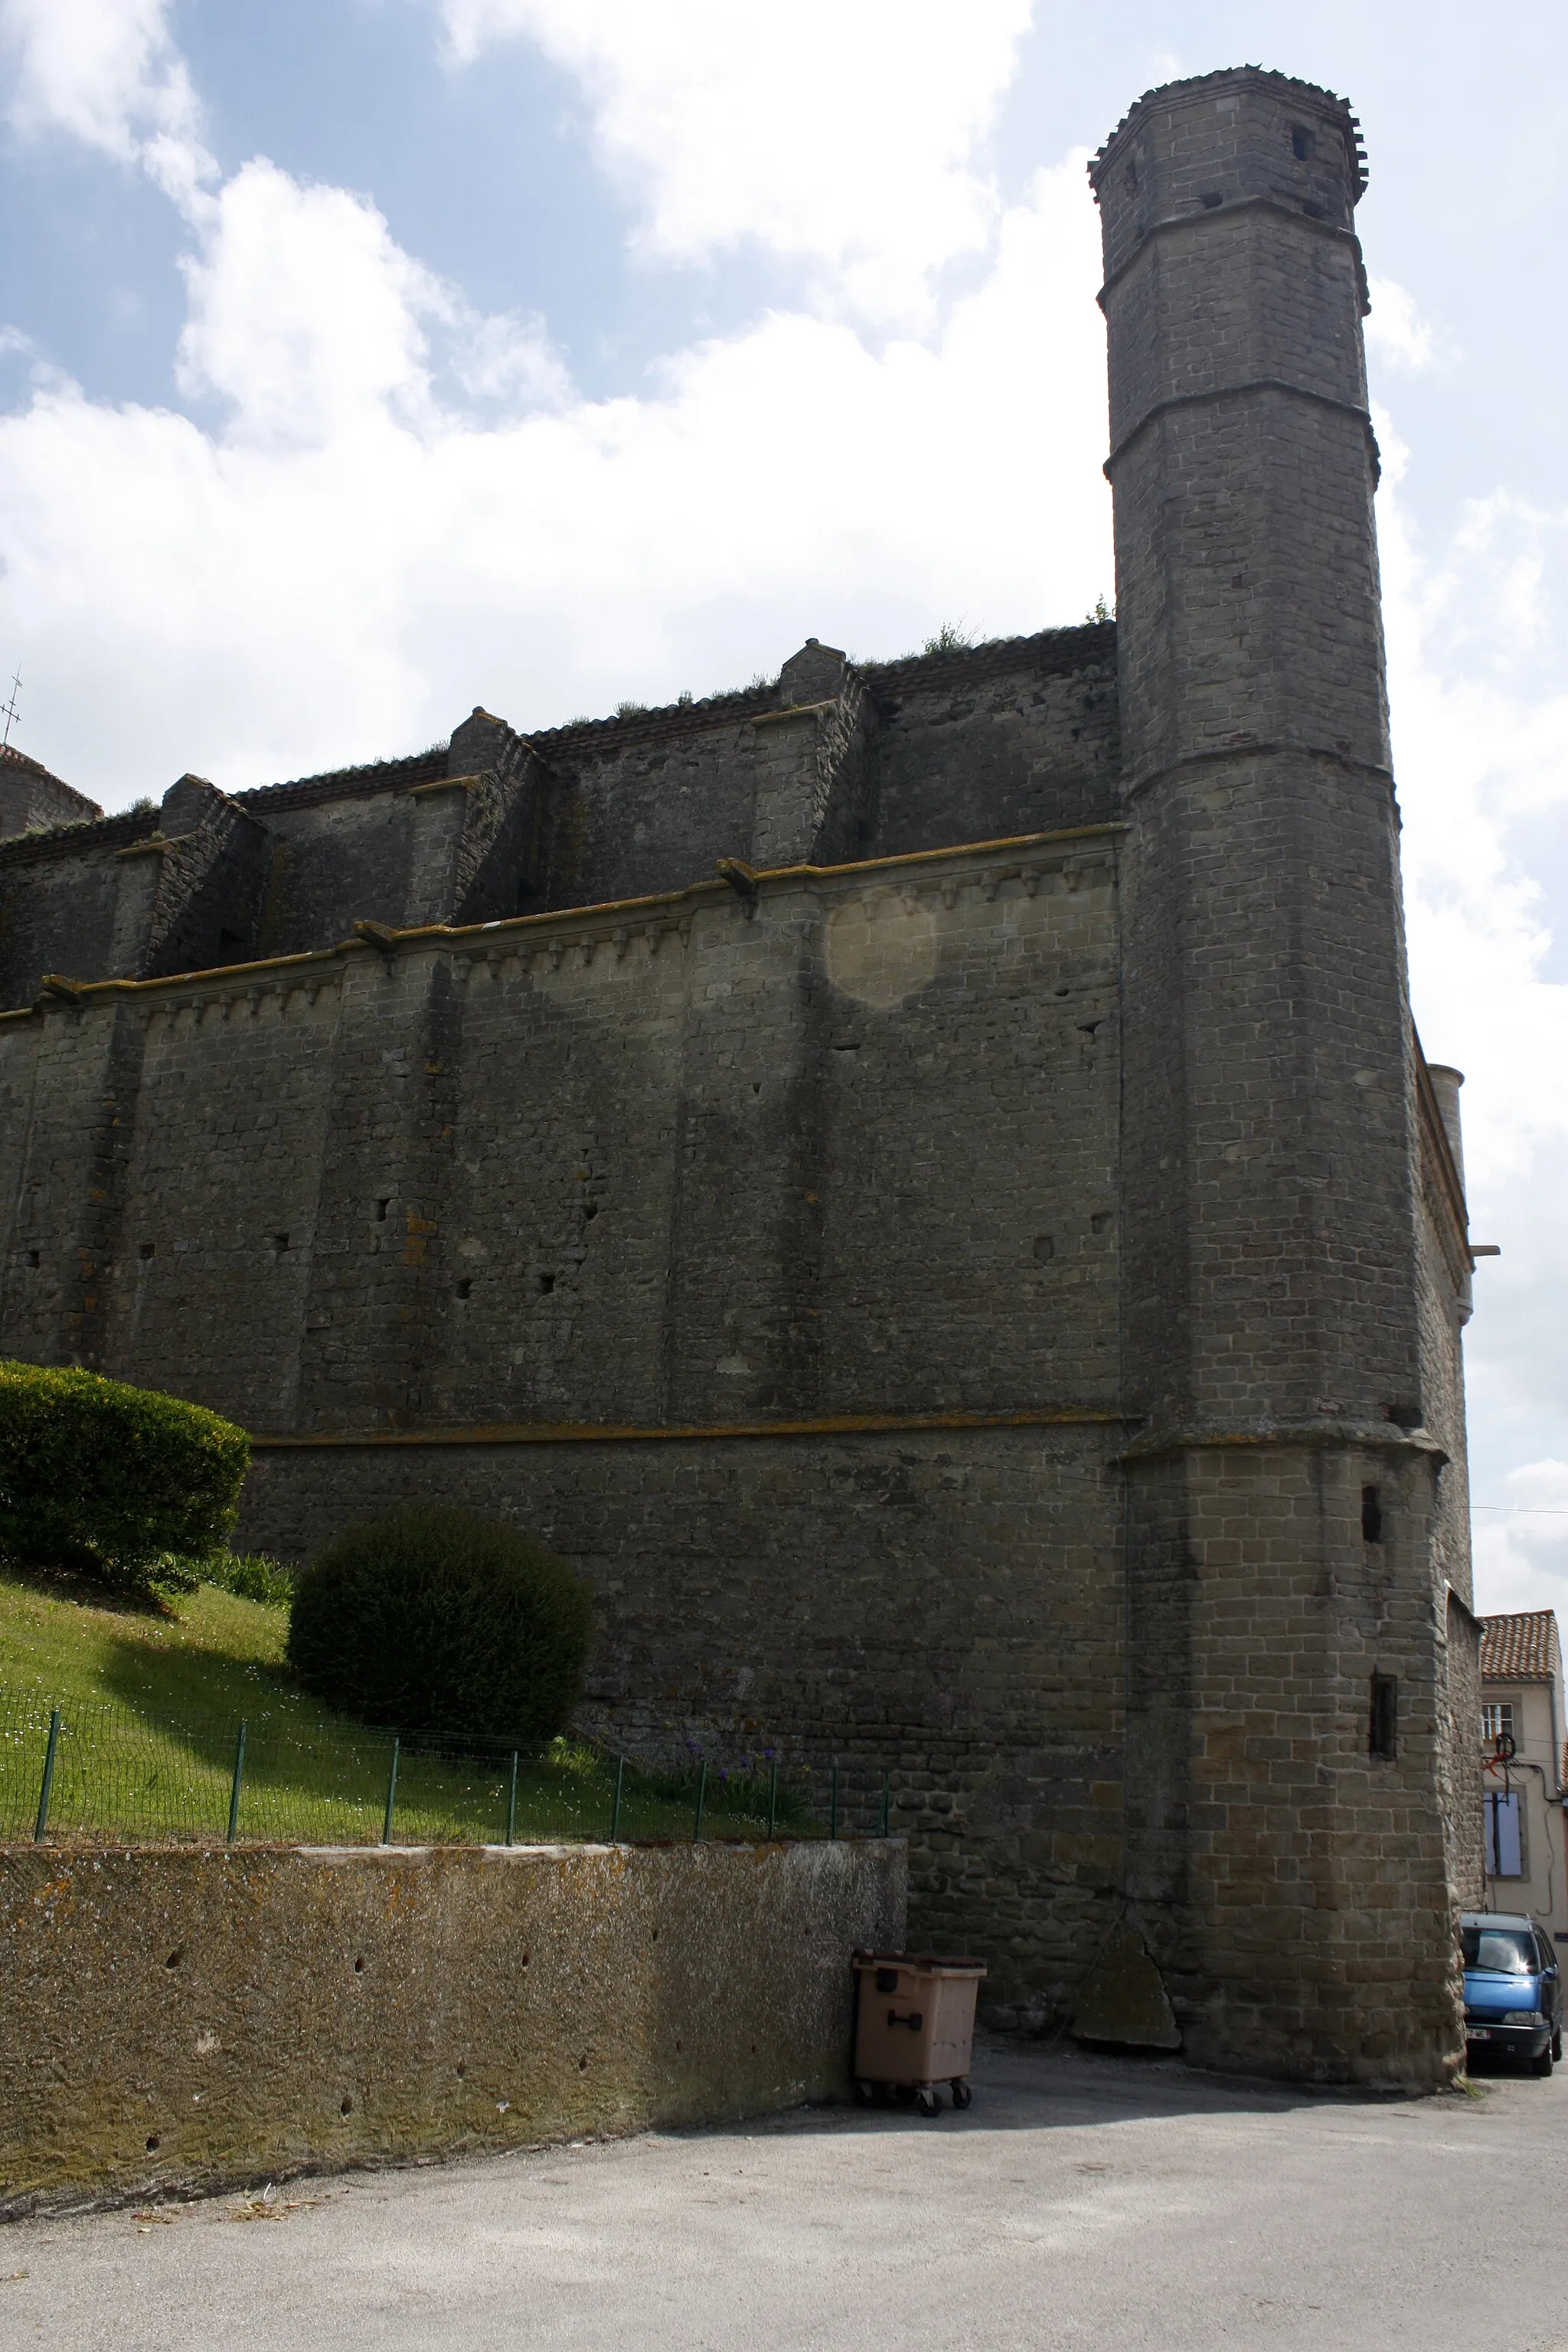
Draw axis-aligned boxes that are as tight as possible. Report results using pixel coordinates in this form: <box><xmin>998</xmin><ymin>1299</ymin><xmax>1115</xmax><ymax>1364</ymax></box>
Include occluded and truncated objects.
<box><xmin>0</xmin><ymin>1693</ymin><xmax>895</xmax><ymax>1850</ymax></box>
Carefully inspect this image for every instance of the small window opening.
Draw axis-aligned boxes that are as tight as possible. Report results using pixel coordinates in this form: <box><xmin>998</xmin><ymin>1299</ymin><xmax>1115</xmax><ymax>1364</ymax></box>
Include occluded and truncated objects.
<box><xmin>1481</xmin><ymin>1702</ymin><xmax>1515</xmax><ymax>1749</ymax></box>
<box><xmin>1033</xmin><ymin>1235</ymin><xmax>1055</xmax><ymax>1263</ymax></box>
<box><xmin>582</xmin><ymin>1201</ymin><xmax>598</xmax><ymax>1222</ymax></box>
<box><xmin>24</xmin><ymin>1249</ymin><xmax>39</xmax><ymax>1267</ymax></box>
<box><xmin>374</xmin><ymin>1198</ymin><xmax>390</xmax><ymax>1222</ymax></box>
<box><xmin>139</xmin><ymin>1243</ymin><xmax>155</xmax><ymax>1262</ymax></box>
<box><xmin>455</xmin><ymin>1278</ymin><xmax>472</xmax><ymax>1299</ymax></box>
<box><xmin>1200</xmin><ymin>190</ymin><xmax>1223</xmax><ymax>209</ymax></box>
<box><xmin>537</xmin><ymin>1272</ymin><xmax>555</xmax><ymax>1295</ymax></box>
<box><xmin>1369</xmin><ymin>1672</ymin><xmax>1399</xmax><ymax>1760</ymax></box>
<box><xmin>1291</xmin><ymin>125</ymin><xmax>1314</xmax><ymax>162</ymax></box>
<box><xmin>1091</xmin><ymin>1212</ymin><xmax>1112</xmax><ymax>1236</ymax></box>
<box><xmin>272</xmin><ymin>1233</ymin><xmax>289</xmax><ymax>1254</ymax></box>
<box><xmin>1361</xmin><ymin>1485</ymin><xmax>1383</xmax><ymax>1543</ymax></box>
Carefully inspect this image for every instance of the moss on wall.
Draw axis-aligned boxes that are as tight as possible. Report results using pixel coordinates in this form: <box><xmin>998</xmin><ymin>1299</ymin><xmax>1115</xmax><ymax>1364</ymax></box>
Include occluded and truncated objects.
<box><xmin>0</xmin><ymin>1834</ymin><xmax>906</xmax><ymax>2216</ymax></box>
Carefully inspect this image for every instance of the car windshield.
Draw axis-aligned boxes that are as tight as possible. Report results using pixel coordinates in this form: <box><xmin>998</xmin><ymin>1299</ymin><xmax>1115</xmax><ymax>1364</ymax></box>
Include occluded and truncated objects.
<box><xmin>1462</xmin><ymin>1929</ymin><xmax>1536</xmax><ymax>1975</ymax></box>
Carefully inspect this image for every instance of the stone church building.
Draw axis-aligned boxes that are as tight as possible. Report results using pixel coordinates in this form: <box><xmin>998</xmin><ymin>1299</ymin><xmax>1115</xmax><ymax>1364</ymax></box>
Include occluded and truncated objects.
<box><xmin>0</xmin><ymin>69</ymin><xmax>1487</xmax><ymax>2084</ymax></box>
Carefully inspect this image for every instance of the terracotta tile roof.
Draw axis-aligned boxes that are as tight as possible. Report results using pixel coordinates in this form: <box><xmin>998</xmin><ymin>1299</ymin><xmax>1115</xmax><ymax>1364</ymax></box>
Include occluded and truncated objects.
<box><xmin>1480</xmin><ymin>1610</ymin><xmax>1562</xmax><ymax>1684</ymax></box>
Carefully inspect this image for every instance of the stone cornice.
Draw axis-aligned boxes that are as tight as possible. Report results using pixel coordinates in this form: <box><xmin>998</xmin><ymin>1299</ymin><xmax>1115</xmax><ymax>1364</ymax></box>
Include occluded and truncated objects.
<box><xmin>7</xmin><ymin>819</ymin><xmax>1127</xmax><ymax>1019</ymax></box>
<box><xmin>250</xmin><ymin>1406</ymin><xmax>1134</xmax><ymax>1449</ymax></box>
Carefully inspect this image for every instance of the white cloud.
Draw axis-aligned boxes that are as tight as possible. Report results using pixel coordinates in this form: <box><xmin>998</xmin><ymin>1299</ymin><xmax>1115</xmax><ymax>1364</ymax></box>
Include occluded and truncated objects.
<box><xmin>1473</xmin><ymin>1462</ymin><xmax>1568</xmax><ymax>1622</ymax></box>
<box><xmin>172</xmin><ymin>158</ymin><xmax>575</xmax><ymax>445</ymax></box>
<box><xmin>451</xmin><ymin>310</ymin><xmax>572</xmax><ymax>409</ymax></box>
<box><xmin>175</xmin><ymin>162</ymin><xmax>454</xmax><ymax>446</ymax></box>
<box><xmin>1375</xmin><ymin>412</ymin><xmax>1568</xmax><ymax>1624</ymax></box>
<box><xmin>1365</xmin><ymin>275</ymin><xmax>1436</xmax><ymax>371</ymax></box>
<box><xmin>0</xmin><ymin>0</ymin><xmax>215</xmax><ymax>211</ymax></box>
<box><xmin>439</xmin><ymin>0</ymin><xmax>1035</xmax><ymax>324</ymax></box>
<box><xmin>0</xmin><ymin>148</ymin><xmax>1109</xmax><ymax>801</ymax></box>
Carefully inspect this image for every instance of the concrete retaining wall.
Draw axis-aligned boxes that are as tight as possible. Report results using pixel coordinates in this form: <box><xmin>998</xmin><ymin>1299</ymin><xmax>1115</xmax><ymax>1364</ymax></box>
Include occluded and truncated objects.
<box><xmin>0</xmin><ymin>1835</ymin><xmax>906</xmax><ymax>2216</ymax></box>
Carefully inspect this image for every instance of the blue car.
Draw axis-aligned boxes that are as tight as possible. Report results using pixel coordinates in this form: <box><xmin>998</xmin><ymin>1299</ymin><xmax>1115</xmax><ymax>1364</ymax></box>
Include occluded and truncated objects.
<box><xmin>1462</xmin><ymin>1913</ymin><xmax>1564</xmax><ymax>2075</ymax></box>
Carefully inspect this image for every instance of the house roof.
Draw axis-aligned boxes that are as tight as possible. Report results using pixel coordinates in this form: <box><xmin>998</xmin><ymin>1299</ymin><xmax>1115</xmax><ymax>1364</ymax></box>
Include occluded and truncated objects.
<box><xmin>1480</xmin><ymin>1610</ymin><xmax>1563</xmax><ymax>1684</ymax></box>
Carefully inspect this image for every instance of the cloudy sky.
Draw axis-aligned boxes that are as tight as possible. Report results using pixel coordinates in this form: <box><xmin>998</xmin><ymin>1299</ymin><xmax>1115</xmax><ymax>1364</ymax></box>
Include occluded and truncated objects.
<box><xmin>2</xmin><ymin>0</ymin><xmax>1565</xmax><ymax>1617</ymax></box>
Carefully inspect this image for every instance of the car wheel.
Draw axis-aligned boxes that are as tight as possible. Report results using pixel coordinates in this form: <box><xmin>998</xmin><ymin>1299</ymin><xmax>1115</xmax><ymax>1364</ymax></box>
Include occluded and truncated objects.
<box><xmin>1532</xmin><ymin>2043</ymin><xmax>1554</xmax><ymax>2077</ymax></box>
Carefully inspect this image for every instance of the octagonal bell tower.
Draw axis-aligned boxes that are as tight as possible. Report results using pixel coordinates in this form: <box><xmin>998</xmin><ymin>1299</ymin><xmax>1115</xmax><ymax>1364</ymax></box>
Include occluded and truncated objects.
<box><xmin>1092</xmin><ymin>71</ymin><xmax>1465</xmax><ymax>2085</ymax></box>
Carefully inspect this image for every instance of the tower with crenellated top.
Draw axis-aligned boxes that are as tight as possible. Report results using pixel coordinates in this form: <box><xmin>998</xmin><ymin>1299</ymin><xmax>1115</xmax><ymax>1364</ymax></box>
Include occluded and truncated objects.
<box><xmin>1092</xmin><ymin>68</ymin><xmax>1467</xmax><ymax>2082</ymax></box>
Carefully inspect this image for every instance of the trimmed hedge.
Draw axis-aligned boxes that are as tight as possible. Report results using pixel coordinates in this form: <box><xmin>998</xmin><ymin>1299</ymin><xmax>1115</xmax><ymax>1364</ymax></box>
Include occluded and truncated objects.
<box><xmin>0</xmin><ymin>1359</ymin><xmax>250</xmax><ymax>1599</ymax></box>
<box><xmin>286</xmin><ymin>1506</ymin><xmax>592</xmax><ymax>1738</ymax></box>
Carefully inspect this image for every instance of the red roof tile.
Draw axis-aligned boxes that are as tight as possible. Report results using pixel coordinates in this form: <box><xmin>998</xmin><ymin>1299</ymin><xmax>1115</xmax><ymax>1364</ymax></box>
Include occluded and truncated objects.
<box><xmin>1480</xmin><ymin>1610</ymin><xmax>1562</xmax><ymax>1684</ymax></box>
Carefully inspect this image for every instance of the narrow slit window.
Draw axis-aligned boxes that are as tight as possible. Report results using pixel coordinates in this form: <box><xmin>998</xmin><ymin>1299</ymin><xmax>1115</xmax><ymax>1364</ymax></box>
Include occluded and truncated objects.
<box><xmin>1369</xmin><ymin>1672</ymin><xmax>1399</xmax><ymax>1760</ymax></box>
<box><xmin>1291</xmin><ymin>126</ymin><xmax>1314</xmax><ymax>162</ymax></box>
<box><xmin>1361</xmin><ymin>1486</ymin><xmax>1383</xmax><ymax>1544</ymax></box>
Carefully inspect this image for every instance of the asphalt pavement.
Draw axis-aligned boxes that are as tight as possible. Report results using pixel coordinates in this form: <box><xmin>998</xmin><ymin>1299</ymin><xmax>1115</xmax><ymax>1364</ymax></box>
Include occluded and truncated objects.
<box><xmin>4</xmin><ymin>2034</ymin><xmax>1566</xmax><ymax>2350</ymax></box>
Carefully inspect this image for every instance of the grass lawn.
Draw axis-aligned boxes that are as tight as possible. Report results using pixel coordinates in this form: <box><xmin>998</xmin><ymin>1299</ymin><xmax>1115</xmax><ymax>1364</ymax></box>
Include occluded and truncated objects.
<box><xmin>0</xmin><ymin>1567</ymin><xmax>811</xmax><ymax>1849</ymax></box>
<box><xmin>1</xmin><ymin>1563</ymin><xmax>293</xmax><ymax>1722</ymax></box>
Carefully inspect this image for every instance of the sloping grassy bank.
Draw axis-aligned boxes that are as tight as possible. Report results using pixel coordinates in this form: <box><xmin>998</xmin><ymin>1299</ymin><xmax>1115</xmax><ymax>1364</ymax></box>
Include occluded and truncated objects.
<box><xmin>0</xmin><ymin>1570</ymin><xmax>802</xmax><ymax>1847</ymax></box>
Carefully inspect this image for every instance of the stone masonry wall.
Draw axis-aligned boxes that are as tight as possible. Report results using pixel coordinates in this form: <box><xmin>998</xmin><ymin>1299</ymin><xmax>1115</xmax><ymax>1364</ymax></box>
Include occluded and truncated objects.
<box><xmin>1</xmin><ymin>1837</ymin><xmax>905</xmax><ymax>2216</ymax></box>
<box><xmin>0</xmin><ymin>631</ymin><xmax>1119</xmax><ymax>1012</ymax></box>
<box><xmin>240</xmin><ymin>1422</ymin><xmax>1126</xmax><ymax>2027</ymax></box>
<box><xmin>0</xmin><ymin>832</ymin><xmax>1120</xmax><ymax>1436</ymax></box>
<box><xmin>0</xmin><ymin>831</ymin><xmax>1124</xmax><ymax>2024</ymax></box>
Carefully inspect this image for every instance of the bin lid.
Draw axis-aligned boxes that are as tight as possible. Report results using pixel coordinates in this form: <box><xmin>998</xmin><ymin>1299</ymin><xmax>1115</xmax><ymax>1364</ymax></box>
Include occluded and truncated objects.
<box><xmin>852</xmin><ymin>1949</ymin><xmax>987</xmax><ymax>1977</ymax></box>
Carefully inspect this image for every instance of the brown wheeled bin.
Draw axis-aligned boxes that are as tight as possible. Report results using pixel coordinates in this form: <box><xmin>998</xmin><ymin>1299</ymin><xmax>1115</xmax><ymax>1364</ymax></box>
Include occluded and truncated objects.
<box><xmin>852</xmin><ymin>1949</ymin><xmax>987</xmax><ymax>2115</ymax></box>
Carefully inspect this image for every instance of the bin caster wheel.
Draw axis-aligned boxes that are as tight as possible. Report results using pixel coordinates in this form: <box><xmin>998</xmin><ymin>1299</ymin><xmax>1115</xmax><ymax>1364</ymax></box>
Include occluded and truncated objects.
<box><xmin>952</xmin><ymin>2080</ymin><xmax>972</xmax><ymax>2110</ymax></box>
<box><xmin>854</xmin><ymin>2079</ymin><xmax>876</xmax><ymax>2106</ymax></box>
<box><xmin>916</xmin><ymin>2087</ymin><xmax>942</xmax><ymax>2117</ymax></box>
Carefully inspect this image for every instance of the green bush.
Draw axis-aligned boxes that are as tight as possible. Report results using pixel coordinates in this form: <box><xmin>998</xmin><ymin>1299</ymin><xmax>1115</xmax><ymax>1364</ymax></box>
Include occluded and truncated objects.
<box><xmin>286</xmin><ymin>1506</ymin><xmax>592</xmax><ymax>1737</ymax></box>
<box><xmin>0</xmin><ymin>1360</ymin><xmax>249</xmax><ymax>1600</ymax></box>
